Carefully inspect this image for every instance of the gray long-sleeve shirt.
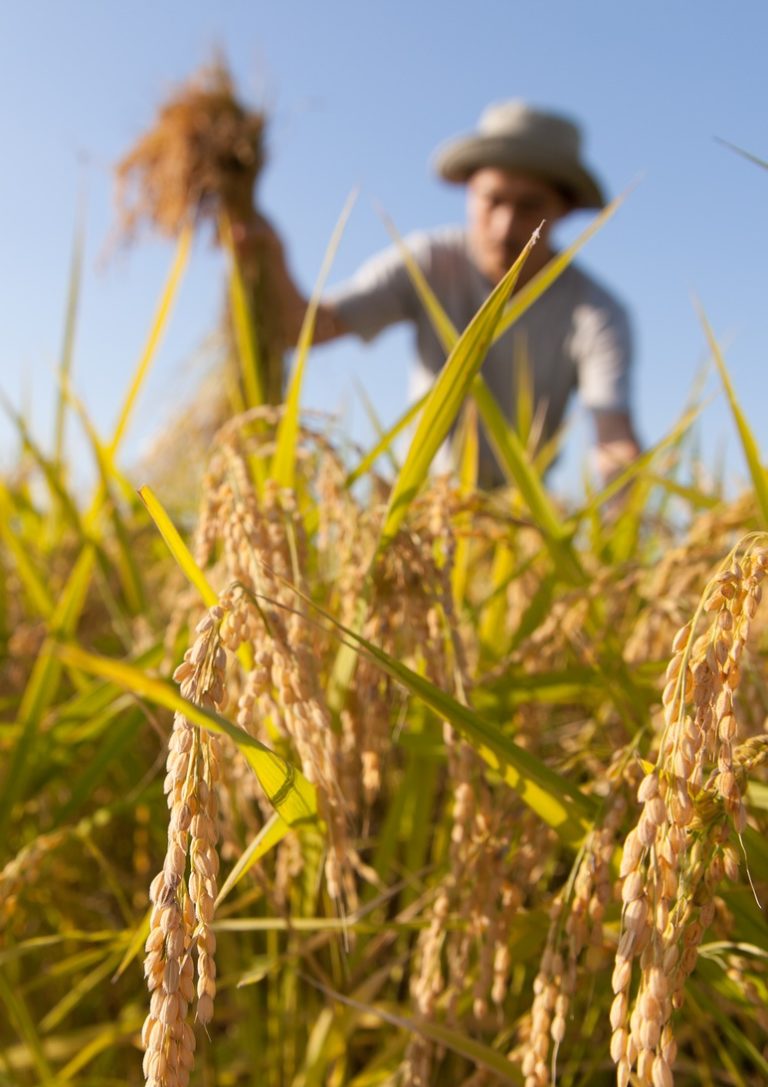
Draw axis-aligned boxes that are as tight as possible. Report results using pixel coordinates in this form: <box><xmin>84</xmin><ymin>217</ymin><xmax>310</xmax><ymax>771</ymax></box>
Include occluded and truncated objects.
<box><xmin>327</xmin><ymin>226</ymin><xmax>633</xmax><ymax>480</ymax></box>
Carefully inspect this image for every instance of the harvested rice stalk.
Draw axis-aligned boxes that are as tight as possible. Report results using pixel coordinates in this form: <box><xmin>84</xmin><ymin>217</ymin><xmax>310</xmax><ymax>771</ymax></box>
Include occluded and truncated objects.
<box><xmin>116</xmin><ymin>57</ymin><xmax>285</xmax><ymax>404</ymax></box>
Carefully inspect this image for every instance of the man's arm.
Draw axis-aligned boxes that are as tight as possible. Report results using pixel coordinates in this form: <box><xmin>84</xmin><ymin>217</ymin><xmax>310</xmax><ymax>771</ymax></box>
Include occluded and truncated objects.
<box><xmin>593</xmin><ymin>409</ymin><xmax>641</xmax><ymax>485</ymax></box>
<box><xmin>232</xmin><ymin>216</ymin><xmax>349</xmax><ymax>346</ymax></box>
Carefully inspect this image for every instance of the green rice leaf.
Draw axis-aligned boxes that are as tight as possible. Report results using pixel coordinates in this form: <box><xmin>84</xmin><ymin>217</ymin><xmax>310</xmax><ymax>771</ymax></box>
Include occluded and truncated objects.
<box><xmin>379</xmin><ymin>230</ymin><xmax>539</xmax><ymax>549</ymax></box>
<box><xmin>282</xmin><ymin>590</ymin><xmax>596</xmax><ymax>848</ymax></box>
<box><xmin>272</xmin><ymin>191</ymin><xmax>357</xmax><ymax>488</ymax></box>
<box><xmin>471</xmin><ymin>375</ymin><xmax>584</xmax><ymax>583</ymax></box>
<box><xmin>305</xmin><ymin>978</ymin><xmax>523</xmax><ymax>1084</ymax></box>
<box><xmin>715</xmin><ymin>137</ymin><xmax>768</xmax><ymax>172</ymax></box>
<box><xmin>573</xmin><ymin>402</ymin><xmax>703</xmax><ymax>522</ymax></box>
<box><xmin>0</xmin><ymin>484</ymin><xmax>54</xmax><ymax>619</ymax></box>
<box><xmin>54</xmin><ymin>643</ymin><xmax>318</xmax><ymax>829</ymax></box>
<box><xmin>0</xmin><ymin>545</ymin><xmax>96</xmax><ymax>839</ymax></box>
<box><xmin>0</xmin><ymin>968</ymin><xmax>55</xmax><ymax>1084</ymax></box>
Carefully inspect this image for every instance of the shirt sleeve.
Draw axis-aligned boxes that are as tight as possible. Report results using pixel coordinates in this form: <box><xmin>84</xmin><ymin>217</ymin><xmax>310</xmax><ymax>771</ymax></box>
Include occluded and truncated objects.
<box><xmin>324</xmin><ymin>233</ymin><xmax>432</xmax><ymax>342</ymax></box>
<box><xmin>571</xmin><ymin>287</ymin><xmax>633</xmax><ymax>414</ymax></box>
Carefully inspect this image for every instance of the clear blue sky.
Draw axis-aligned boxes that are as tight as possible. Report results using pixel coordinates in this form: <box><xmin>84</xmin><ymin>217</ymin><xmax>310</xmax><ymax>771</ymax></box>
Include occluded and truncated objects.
<box><xmin>1</xmin><ymin>1</ymin><xmax>766</xmax><ymax>496</ymax></box>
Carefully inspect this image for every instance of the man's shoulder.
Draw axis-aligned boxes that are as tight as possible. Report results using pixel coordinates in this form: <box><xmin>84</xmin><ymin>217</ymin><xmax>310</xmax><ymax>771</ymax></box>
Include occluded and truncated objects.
<box><xmin>562</xmin><ymin>262</ymin><xmax>629</xmax><ymax>321</ymax></box>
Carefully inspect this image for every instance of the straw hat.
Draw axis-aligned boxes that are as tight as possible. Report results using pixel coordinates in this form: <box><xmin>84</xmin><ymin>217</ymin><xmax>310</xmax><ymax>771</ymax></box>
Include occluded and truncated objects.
<box><xmin>433</xmin><ymin>101</ymin><xmax>606</xmax><ymax>209</ymax></box>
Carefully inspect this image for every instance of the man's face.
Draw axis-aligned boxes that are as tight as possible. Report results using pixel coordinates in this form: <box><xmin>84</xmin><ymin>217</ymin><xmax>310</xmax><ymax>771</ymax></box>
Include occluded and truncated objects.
<box><xmin>466</xmin><ymin>168</ymin><xmax>570</xmax><ymax>283</ymax></box>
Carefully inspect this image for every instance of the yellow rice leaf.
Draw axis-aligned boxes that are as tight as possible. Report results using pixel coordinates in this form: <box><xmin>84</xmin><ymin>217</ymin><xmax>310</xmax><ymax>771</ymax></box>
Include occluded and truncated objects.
<box><xmin>345</xmin><ymin>394</ymin><xmax>427</xmax><ymax>487</ymax></box>
<box><xmin>479</xmin><ymin>540</ymin><xmax>517</xmax><ymax>648</ymax></box>
<box><xmin>108</xmin><ymin>223</ymin><xmax>192</xmax><ymax>457</ymax></box>
<box><xmin>697</xmin><ymin>304</ymin><xmax>768</xmax><ymax>527</ymax></box>
<box><xmin>54</xmin><ymin>643</ymin><xmax>317</xmax><ymax>829</ymax></box>
<box><xmin>138</xmin><ymin>484</ymin><xmax>218</xmax><ymax>607</ymax></box>
<box><xmin>216</xmin><ymin>812</ymin><xmax>290</xmax><ymax>907</ymax></box>
<box><xmin>220</xmin><ymin>214</ymin><xmax>264</xmax><ymax>409</ymax></box>
<box><xmin>378</xmin><ymin>207</ymin><xmax>458</xmax><ymax>354</ymax></box>
<box><xmin>450</xmin><ymin>403</ymin><xmax>478</xmax><ymax>608</ymax></box>
<box><xmin>493</xmin><ymin>187</ymin><xmax>632</xmax><ymax>340</ymax></box>
<box><xmin>112</xmin><ymin>909</ymin><xmax>150</xmax><ymax>982</ymax></box>
<box><xmin>53</xmin><ymin>198</ymin><xmax>85</xmax><ymax>473</ymax></box>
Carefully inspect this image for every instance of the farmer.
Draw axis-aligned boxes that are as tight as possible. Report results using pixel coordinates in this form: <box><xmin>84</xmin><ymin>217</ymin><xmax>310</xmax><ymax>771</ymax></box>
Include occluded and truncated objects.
<box><xmin>238</xmin><ymin>101</ymin><xmax>640</xmax><ymax>485</ymax></box>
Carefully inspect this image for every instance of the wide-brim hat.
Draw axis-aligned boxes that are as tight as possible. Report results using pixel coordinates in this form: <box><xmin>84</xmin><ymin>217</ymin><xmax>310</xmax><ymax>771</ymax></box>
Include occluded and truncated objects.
<box><xmin>433</xmin><ymin>101</ymin><xmax>606</xmax><ymax>210</ymax></box>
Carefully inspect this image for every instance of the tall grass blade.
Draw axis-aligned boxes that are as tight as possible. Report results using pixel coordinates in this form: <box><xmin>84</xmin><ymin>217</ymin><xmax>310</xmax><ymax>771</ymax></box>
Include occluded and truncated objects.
<box><xmin>494</xmin><ymin>187</ymin><xmax>632</xmax><ymax>339</ymax></box>
<box><xmin>0</xmin><ymin>968</ymin><xmax>55</xmax><ymax>1084</ymax></box>
<box><xmin>272</xmin><ymin>191</ymin><xmax>357</xmax><ymax>488</ymax></box>
<box><xmin>0</xmin><ymin>484</ymin><xmax>54</xmax><ymax>619</ymax></box>
<box><xmin>697</xmin><ymin>304</ymin><xmax>768</xmax><ymax>526</ymax></box>
<box><xmin>280</xmin><ymin>590</ymin><xmax>596</xmax><ymax>847</ymax></box>
<box><xmin>216</xmin><ymin>812</ymin><xmax>290</xmax><ymax>906</ymax></box>
<box><xmin>715</xmin><ymin>137</ymin><xmax>768</xmax><ymax>172</ymax></box>
<box><xmin>472</xmin><ymin>375</ymin><xmax>577</xmax><ymax>550</ymax></box>
<box><xmin>305</xmin><ymin>977</ymin><xmax>523</xmax><ymax>1084</ymax></box>
<box><xmin>379</xmin><ymin>230</ymin><xmax>540</xmax><ymax>548</ymax></box>
<box><xmin>345</xmin><ymin>394</ymin><xmax>426</xmax><ymax>487</ymax></box>
<box><xmin>354</xmin><ymin>379</ymin><xmax>401</xmax><ymax>475</ymax></box>
<box><xmin>53</xmin><ymin>199</ymin><xmax>85</xmax><ymax>472</ymax></box>
<box><xmin>0</xmin><ymin>545</ymin><xmax>95</xmax><ymax>840</ymax></box>
<box><xmin>378</xmin><ymin>207</ymin><xmax>457</xmax><ymax>354</ymax></box>
<box><xmin>450</xmin><ymin>403</ymin><xmax>478</xmax><ymax>607</ymax></box>
<box><xmin>220</xmin><ymin>215</ymin><xmax>264</xmax><ymax>409</ymax></box>
<box><xmin>573</xmin><ymin>402</ymin><xmax>703</xmax><ymax>523</ymax></box>
<box><xmin>0</xmin><ymin>398</ymin><xmax>85</xmax><ymax>541</ymax></box>
<box><xmin>108</xmin><ymin>222</ymin><xmax>192</xmax><ymax>456</ymax></box>
<box><xmin>138</xmin><ymin>484</ymin><xmax>218</xmax><ymax>606</ymax></box>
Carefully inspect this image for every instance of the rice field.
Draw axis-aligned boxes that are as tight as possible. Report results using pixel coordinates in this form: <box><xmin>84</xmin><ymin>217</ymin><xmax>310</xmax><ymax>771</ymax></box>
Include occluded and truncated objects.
<box><xmin>2</xmin><ymin>66</ymin><xmax>768</xmax><ymax>1087</ymax></box>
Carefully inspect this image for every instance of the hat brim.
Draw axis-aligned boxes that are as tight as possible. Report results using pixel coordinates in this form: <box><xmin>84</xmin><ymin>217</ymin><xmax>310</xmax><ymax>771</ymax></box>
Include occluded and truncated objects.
<box><xmin>433</xmin><ymin>134</ymin><xmax>606</xmax><ymax>209</ymax></box>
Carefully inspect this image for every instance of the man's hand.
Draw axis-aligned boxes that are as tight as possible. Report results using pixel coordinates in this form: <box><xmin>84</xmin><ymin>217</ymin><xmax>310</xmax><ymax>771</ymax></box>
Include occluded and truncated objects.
<box><xmin>230</xmin><ymin>214</ymin><xmax>348</xmax><ymax>346</ymax></box>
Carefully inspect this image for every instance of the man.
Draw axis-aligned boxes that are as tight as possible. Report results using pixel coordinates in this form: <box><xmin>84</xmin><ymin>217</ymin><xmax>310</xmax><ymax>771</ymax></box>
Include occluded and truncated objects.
<box><xmin>241</xmin><ymin>101</ymin><xmax>640</xmax><ymax>485</ymax></box>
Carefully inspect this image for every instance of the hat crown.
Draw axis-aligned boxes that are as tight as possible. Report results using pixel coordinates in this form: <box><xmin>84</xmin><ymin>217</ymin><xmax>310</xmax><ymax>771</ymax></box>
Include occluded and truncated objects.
<box><xmin>477</xmin><ymin>101</ymin><xmax>582</xmax><ymax>158</ymax></box>
<box><xmin>433</xmin><ymin>99</ymin><xmax>605</xmax><ymax>208</ymax></box>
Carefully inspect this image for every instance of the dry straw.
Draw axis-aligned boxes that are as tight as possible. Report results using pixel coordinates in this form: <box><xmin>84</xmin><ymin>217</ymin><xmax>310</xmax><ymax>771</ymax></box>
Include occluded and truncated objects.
<box><xmin>116</xmin><ymin>57</ymin><xmax>265</xmax><ymax>239</ymax></box>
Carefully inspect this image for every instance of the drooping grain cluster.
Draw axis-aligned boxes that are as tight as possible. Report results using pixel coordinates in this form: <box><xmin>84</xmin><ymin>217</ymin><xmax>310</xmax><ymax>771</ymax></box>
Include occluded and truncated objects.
<box><xmin>142</xmin><ymin>607</ymin><xmax>227</xmax><ymax>1087</ymax></box>
<box><xmin>520</xmin><ymin>792</ymin><xmax>628</xmax><ymax>1087</ymax></box>
<box><xmin>611</xmin><ymin>543</ymin><xmax>768</xmax><ymax>1087</ymax></box>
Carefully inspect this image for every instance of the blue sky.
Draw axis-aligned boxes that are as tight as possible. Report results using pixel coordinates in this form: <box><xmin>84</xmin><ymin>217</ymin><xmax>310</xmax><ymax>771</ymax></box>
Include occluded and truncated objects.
<box><xmin>1</xmin><ymin>1</ymin><xmax>766</xmax><ymax>497</ymax></box>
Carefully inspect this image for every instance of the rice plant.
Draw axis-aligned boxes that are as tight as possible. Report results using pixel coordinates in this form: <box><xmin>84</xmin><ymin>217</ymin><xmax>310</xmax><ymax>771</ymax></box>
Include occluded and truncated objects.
<box><xmin>2</xmin><ymin>75</ymin><xmax>768</xmax><ymax>1087</ymax></box>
